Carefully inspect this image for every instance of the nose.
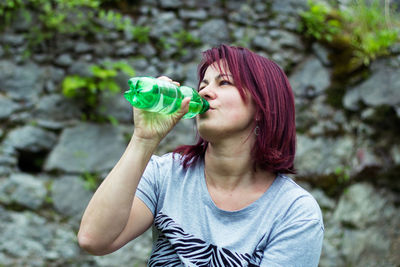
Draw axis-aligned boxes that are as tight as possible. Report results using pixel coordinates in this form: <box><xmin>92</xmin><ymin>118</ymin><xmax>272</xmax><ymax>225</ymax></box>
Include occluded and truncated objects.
<box><xmin>199</xmin><ymin>85</ymin><xmax>216</xmax><ymax>100</ymax></box>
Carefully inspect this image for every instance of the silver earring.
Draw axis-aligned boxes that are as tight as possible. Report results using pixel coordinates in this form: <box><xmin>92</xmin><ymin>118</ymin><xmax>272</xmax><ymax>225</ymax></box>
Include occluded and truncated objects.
<box><xmin>254</xmin><ymin>125</ymin><xmax>260</xmax><ymax>136</ymax></box>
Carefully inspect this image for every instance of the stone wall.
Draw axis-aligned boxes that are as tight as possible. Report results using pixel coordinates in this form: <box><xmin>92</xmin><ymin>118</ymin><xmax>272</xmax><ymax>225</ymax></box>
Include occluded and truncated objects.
<box><xmin>0</xmin><ymin>0</ymin><xmax>399</xmax><ymax>266</ymax></box>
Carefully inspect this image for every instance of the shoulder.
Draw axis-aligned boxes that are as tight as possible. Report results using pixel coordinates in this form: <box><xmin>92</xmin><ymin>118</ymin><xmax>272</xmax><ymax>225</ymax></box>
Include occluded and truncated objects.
<box><xmin>147</xmin><ymin>152</ymin><xmax>201</xmax><ymax>179</ymax></box>
<box><xmin>149</xmin><ymin>152</ymin><xmax>184</xmax><ymax>169</ymax></box>
<box><xmin>272</xmin><ymin>175</ymin><xmax>324</xmax><ymax>230</ymax></box>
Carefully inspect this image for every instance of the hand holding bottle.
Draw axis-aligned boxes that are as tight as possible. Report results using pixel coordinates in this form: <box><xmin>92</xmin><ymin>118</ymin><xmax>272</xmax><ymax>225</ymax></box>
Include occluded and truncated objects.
<box><xmin>131</xmin><ymin>76</ymin><xmax>191</xmax><ymax>145</ymax></box>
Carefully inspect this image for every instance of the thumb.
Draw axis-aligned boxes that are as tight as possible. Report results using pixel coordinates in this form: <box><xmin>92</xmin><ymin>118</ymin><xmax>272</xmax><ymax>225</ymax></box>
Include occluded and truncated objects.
<box><xmin>175</xmin><ymin>97</ymin><xmax>191</xmax><ymax>118</ymax></box>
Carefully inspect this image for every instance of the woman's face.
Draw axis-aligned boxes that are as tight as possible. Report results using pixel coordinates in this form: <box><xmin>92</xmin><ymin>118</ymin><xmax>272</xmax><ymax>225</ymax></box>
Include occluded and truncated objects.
<box><xmin>196</xmin><ymin>62</ymin><xmax>256</xmax><ymax>142</ymax></box>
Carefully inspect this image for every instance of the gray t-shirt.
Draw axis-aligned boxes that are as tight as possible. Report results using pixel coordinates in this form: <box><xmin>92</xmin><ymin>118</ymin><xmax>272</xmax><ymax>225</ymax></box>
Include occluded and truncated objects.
<box><xmin>136</xmin><ymin>153</ymin><xmax>324</xmax><ymax>267</ymax></box>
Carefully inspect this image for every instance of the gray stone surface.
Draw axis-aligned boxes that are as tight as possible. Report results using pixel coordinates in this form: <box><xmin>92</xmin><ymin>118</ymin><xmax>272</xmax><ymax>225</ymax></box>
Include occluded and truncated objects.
<box><xmin>0</xmin><ymin>1</ymin><xmax>399</xmax><ymax>266</ymax></box>
<box><xmin>44</xmin><ymin>123</ymin><xmax>126</xmax><ymax>173</ymax></box>
<box><xmin>0</xmin><ymin>210</ymin><xmax>80</xmax><ymax>266</ymax></box>
<box><xmin>289</xmin><ymin>56</ymin><xmax>331</xmax><ymax>98</ymax></box>
<box><xmin>4</xmin><ymin>125</ymin><xmax>58</xmax><ymax>153</ymax></box>
<box><xmin>51</xmin><ymin>175</ymin><xmax>93</xmax><ymax>219</ymax></box>
<box><xmin>0</xmin><ymin>60</ymin><xmax>44</xmax><ymax>101</ymax></box>
<box><xmin>0</xmin><ymin>173</ymin><xmax>47</xmax><ymax>210</ymax></box>
<box><xmin>198</xmin><ymin>19</ymin><xmax>230</xmax><ymax>46</ymax></box>
<box><xmin>54</xmin><ymin>54</ymin><xmax>74</xmax><ymax>67</ymax></box>
<box><xmin>343</xmin><ymin>58</ymin><xmax>400</xmax><ymax>113</ymax></box>
<box><xmin>0</xmin><ymin>96</ymin><xmax>20</xmax><ymax>120</ymax></box>
<box><xmin>179</xmin><ymin>9</ymin><xmax>208</xmax><ymax>20</ymax></box>
<box><xmin>33</xmin><ymin>94</ymin><xmax>83</xmax><ymax>128</ymax></box>
<box><xmin>295</xmin><ymin>135</ymin><xmax>355</xmax><ymax>177</ymax></box>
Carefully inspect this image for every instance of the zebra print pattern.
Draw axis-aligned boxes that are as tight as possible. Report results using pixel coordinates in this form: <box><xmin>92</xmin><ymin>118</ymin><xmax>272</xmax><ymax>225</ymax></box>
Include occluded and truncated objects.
<box><xmin>148</xmin><ymin>212</ymin><xmax>263</xmax><ymax>266</ymax></box>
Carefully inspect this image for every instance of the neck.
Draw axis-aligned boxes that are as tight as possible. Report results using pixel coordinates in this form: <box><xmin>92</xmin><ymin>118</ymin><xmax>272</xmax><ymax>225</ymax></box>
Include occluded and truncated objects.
<box><xmin>204</xmin><ymin>134</ymin><xmax>257</xmax><ymax>191</ymax></box>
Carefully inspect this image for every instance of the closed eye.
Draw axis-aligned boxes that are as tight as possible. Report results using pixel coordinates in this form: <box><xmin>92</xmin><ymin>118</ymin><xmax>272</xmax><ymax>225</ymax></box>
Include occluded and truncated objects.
<box><xmin>219</xmin><ymin>80</ymin><xmax>232</xmax><ymax>86</ymax></box>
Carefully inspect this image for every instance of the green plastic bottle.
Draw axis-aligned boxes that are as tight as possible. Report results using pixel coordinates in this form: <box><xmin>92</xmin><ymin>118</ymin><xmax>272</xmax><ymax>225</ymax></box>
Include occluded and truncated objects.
<box><xmin>124</xmin><ymin>76</ymin><xmax>209</xmax><ymax>119</ymax></box>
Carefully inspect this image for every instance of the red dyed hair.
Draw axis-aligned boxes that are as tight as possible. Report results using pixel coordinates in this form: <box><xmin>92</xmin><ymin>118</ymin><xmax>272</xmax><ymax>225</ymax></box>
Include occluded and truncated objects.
<box><xmin>174</xmin><ymin>44</ymin><xmax>296</xmax><ymax>174</ymax></box>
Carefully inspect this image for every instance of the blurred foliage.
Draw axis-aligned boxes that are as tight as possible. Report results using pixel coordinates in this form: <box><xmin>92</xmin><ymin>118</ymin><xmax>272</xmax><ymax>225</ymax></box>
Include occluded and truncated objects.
<box><xmin>172</xmin><ymin>30</ymin><xmax>202</xmax><ymax>56</ymax></box>
<box><xmin>299</xmin><ymin>0</ymin><xmax>400</xmax><ymax>73</ymax></box>
<box><xmin>62</xmin><ymin>61</ymin><xmax>135</xmax><ymax>121</ymax></box>
<box><xmin>0</xmin><ymin>0</ymin><xmax>147</xmax><ymax>48</ymax></box>
<box><xmin>81</xmin><ymin>172</ymin><xmax>102</xmax><ymax>191</ymax></box>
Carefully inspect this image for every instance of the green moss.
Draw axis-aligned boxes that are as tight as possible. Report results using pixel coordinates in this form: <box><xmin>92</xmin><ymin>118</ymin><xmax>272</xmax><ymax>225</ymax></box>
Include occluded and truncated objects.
<box><xmin>62</xmin><ymin>60</ymin><xmax>135</xmax><ymax>122</ymax></box>
<box><xmin>299</xmin><ymin>0</ymin><xmax>400</xmax><ymax>73</ymax></box>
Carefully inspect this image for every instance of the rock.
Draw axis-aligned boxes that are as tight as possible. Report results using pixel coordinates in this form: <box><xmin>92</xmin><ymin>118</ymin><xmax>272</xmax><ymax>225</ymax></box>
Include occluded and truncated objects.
<box><xmin>198</xmin><ymin>19</ymin><xmax>230</xmax><ymax>46</ymax></box>
<box><xmin>0</xmin><ymin>154</ymin><xmax>17</xmax><ymax>176</ymax></box>
<box><xmin>33</xmin><ymin>94</ymin><xmax>82</xmax><ymax>129</ymax></box>
<box><xmin>252</xmin><ymin>35</ymin><xmax>279</xmax><ymax>53</ymax></box>
<box><xmin>390</xmin><ymin>145</ymin><xmax>400</xmax><ymax>164</ymax></box>
<box><xmin>54</xmin><ymin>54</ymin><xmax>74</xmax><ymax>67</ymax></box>
<box><xmin>333</xmin><ymin>183</ymin><xmax>396</xmax><ymax>229</ymax></box>
<box><xmin>319</xmin><ymin>224</ymin><xmax>345</xmax><ymax>267</ymax></box>
<box><xmin>179</xmin><ymin>9</ymin><xmax>208</xmax><ymax>20</ymax></box>
<box><xmin>0</xmin><ymin>173</ymin><xmax>47</xmax><ymax>210</ymax></box>
<box><xmin>1</xmin><ymin>34</ymin><xmax>25</xmax><ymax>46</ymax></box>
<box><xmin>271</xmin><ymin>30</ymin><xmax>305</xmax><ymax>51</ymax></box>
<box><xmin>0</xmin><ymin>96</ymin><xmax>20</xmax><ymax>120</ymax></box>
<box><xmin>116</xmin><ymin>45</ymin><xmax>136</xmax><ymax>57</ymax></box>
<box><xmin>157</xmin><ymin>119</ymin><xmax>197</xmax><ymax>155</ymax></box>
<box><xmin>0</xmin><ymin>210</ymin><xmax>80</xmax><ymax>265</ymax></box>
<box><xmin>182</xmin><ymin>62</ymin><xmax>200</xmax><ymax>89</ymax></box>
<box><xmin>4</xmin><ymin>125</ymin><xmax>58</xmax><ymax>153</ymax></box>
<box><xmin>295</xmin><ymin>134</ymin><xmax>355</xmax><ymax>178</ymax></box>
<box><xmin>74</xmin><ymin>41</ymin><xmax>93</xmax><ymax>53</ymax></box>
<box><xmin>343</xmin><ymin>58</ymin><xmax>400</xmax><ymax>111</ymax></box>
<box><xmin>44</xmin><ymin>123</ymin><xmax>126</xmax><ymax>173</ymax></box>
<box><xmin>312</xmin><ymin>43</ymin><xmax>331</xmax><ymax>66</ymax></box>
<box><xmin>51</xmin><ymin>175</ymin><xmax>93</xmax><ymax>220</ymax></box>
<box><xmin>0</xmin><ymin>60</ymin><xmax>44</xmax><ymax>101</ymax></box>
<box><xmin>270</xmin><ymin>0</ymin><xmax>308</xmax><ymax>15</ymax></box>
<box><xmin>93</xmin><ymin>229</ymin><xmax>152</xmax><ymax>266</ymax></box>
<box><xmin>138</xmin><ymin>44</ymin><xmax>157</xmax><ymax>58</ymax></box>
<box><xmin>289</xmin><ymin>56</ymin><xmax>331</xmax><ymax>98</ymax></box>
<box><xmin>98</xmin><ymin>91</ymin><xmax>133</xmax><ymax>123</ymax></box>
<box><xmin>159</xmin><ymin>0</ymin><xmax>182</xmax><ymax>8</ymax></box>
<box><xmin>10</xmin><ymin>9</ymin><xmax>33</xmax><ymax>32</ymax></box>
<box><xmin>68</xmin><ymin>60</ymin><xmax>92</xmax><ymax>77</ymax></box>
<box><xmin>129</xmin><ymin>58</ymin><xmax>159</xmax><ymax>77</ymax></box>
<box><xmin>310</xmin><ymin>188</ymin><xmax>336</xmax><ymax>211</ymax></box>
<box><xmin>341</xmin><ymin>228</ymin><xmax>392</xmax><ymax>266</ymax></box>
<box><xmin>150</xmin><ymin>12</ymin><xmax>184</xmax><ymax>37</ymax></box>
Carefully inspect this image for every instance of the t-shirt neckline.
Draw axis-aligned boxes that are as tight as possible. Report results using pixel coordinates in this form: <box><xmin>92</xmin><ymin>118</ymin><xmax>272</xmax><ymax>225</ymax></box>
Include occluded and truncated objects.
<box><xmin>197</xmin><ymin>158</ymin><xmax>282</xmax><ymax>216</ymax></box>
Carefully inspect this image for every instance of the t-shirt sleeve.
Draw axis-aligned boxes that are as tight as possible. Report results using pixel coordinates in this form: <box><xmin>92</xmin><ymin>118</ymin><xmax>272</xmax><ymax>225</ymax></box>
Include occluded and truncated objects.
<box><xmin>260</xmin><ymin>219</ymin><xmax>324</xmax><ymax>267</ymax></box>
<box><xmin>260</xmin><ymin>195</ymin><xmax>324</xmax><ymax>267</ymax></box>
<box><xmin>135</xmin><ymin>155</ymin><xmax>160</xmax><ymax>216</ymax></box>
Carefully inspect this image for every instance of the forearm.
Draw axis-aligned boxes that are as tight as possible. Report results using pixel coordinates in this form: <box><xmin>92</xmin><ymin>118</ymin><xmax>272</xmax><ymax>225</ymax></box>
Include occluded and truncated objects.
<box><xmin>78</xmin><ymin>135</ymin><xmax>159</xmax><ymax>248</ymax></box>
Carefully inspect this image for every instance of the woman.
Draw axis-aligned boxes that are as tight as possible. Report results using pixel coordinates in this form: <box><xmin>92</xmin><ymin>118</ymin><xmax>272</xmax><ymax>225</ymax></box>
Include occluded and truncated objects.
<box><xmin>78</xmin><ymin>44</ymin><xmax>324</xmax><ymax>266</ymax></box>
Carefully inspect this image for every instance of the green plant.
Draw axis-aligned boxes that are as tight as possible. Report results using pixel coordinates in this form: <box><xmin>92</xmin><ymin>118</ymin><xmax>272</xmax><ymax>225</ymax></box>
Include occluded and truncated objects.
<box><xmin>62</xmin><ymin>60</ymin><xmax>135</xmax><ymax>120</ymax></box>
<box><xmin>0</xmin><ymin>0</ymin><xmax>24</xmax><ymax>27</ymax></box>
<box><xmin>1</xmin><ymin>0</ymin><xmax>140</xmax><ymax>50</ymax></box>
<box><xmin>132</xmin><ymin>26</ymin><xmax>151</xmax><ymax>44</ymax></box>
<box><xmin>81</xmin><ymin>172</ymin><xmax>101</xmax><ymax>191</ymax></box>
<box><xmin>300</xmin><ymin>0</ymin><xmax>400</xmax><ymax>69</ymax></box>
<box><xmin>299</xmin><ymin>1</ymin><xmax>342</xmax><ymax>42</ymax></box>
<box><xmin>334</xmin><ymin>165</ymin><xmax>351</xmax><ymax>184</ymax></box>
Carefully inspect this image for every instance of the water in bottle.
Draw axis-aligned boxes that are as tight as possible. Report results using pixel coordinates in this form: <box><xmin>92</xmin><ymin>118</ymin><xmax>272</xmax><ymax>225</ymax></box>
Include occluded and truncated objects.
<box><xmin>124</xmin><ymin>77</ymin><xmax>209</xmax><ymax>119</ymax></box>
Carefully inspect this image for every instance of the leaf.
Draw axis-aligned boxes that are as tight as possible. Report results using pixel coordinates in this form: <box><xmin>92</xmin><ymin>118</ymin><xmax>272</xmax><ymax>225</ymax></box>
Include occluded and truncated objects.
<box><xmin>62</xmin><ymin>76</ymin><xmax>88</xmax><ymax>97</ymax></box>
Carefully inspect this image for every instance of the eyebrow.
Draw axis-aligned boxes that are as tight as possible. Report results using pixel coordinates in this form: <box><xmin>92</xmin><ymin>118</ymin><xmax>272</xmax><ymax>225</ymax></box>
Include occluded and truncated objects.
<box><xmin>200</xmin><ymin>74</ymin><xmax>233</xmax><ymax>84</ymax></box>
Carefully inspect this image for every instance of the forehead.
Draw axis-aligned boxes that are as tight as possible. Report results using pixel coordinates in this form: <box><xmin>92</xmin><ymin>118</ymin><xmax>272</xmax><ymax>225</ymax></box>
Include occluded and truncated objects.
<box><xmin>203</xmin><ymin>61</ymin><xmax>231</xmax><ymax>79</ymax></box>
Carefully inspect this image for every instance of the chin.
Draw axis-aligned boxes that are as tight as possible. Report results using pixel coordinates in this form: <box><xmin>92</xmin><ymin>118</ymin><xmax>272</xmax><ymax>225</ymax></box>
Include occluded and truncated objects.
<box><xmin>197</xmin><ymin>123</ymin><xmax>226</xmax><ymax>142</ymax></box>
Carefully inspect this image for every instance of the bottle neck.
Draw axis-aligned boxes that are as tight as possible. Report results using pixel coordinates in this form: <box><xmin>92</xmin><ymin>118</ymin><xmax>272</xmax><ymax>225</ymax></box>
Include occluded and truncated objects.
<box><xmin>200</xmin><ymin>98</ymin><xmax>210</xmax><ymax>114</ymax></box>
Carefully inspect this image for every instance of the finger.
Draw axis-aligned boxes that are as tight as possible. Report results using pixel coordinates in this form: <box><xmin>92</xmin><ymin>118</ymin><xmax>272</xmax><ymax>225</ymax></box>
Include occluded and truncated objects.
<box><xmin>157</xmin><ymin>76</ymin><xmax>180</xmax><ymax>87</ymax></box>
<box><xmin>157</xmin><ymin>76</ymin><xmax>172</xmax><ymax>82</ymax></box>
<box><xmin>179</xmin><ymin>97</ymin><xmax>191</xmax><ymax>115</ymax></box>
